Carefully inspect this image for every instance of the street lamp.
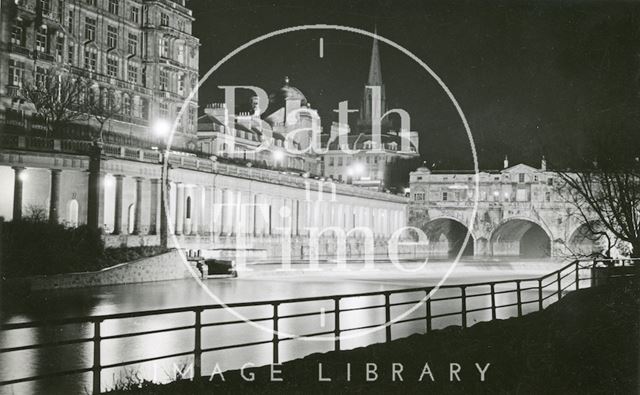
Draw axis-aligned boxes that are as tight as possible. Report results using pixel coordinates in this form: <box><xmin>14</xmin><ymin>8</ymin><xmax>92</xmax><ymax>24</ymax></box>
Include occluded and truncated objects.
<box><xmin>153</xmin><ymin>120</ymin><xmax>170</xmax><ymax>249</ymax></box>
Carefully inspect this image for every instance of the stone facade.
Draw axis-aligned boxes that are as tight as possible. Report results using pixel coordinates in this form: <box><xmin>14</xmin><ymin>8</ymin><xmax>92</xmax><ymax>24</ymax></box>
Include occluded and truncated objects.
<box><xmin>409</xmin><ymin>161</ymin><xmax>602</xmax><ymax>258</ymax></box>
<box><xmin>0</xmin><ymin>0</ymin><xmax>199</xmax><ymax>148</ymax></box>
<box><xmin>0</xmin><ymin>136</ymin><xmax>409</xmax><ymax>255</ymax></box>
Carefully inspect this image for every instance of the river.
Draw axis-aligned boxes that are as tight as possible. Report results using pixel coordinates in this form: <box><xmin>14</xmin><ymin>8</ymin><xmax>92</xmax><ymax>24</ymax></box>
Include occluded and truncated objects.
<box><xmin>0</xmin><ymin>258</ymin><xmax>568</xmax><ymax>394</ymax></box>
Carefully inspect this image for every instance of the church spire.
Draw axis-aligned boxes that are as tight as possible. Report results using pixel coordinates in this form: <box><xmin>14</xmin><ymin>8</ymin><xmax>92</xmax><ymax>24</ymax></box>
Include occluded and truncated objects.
<box><xmin>367</xmin><ymin>26</ymin><xmax>383</xmax><ymax>86</ymax></box>
<box><xmin>359</xmin><ymin>26</ymin><xmax>387</xmax><ymax>125</ymax></box>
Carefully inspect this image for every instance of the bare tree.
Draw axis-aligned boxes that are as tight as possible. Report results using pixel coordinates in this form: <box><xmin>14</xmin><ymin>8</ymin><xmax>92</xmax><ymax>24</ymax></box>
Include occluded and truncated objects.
<box><xmin>85</xmin><ymin>87</ymin><xmax>122</xmax><ymax>142</ymax></box>
<box><xmin>556</xmin><ymin>163</ymin><xmax>640</xmax><ymax>258</ymax></box>
<box><xmin>22</xmin><ymin>69</ymin><xmax>90</xmax><ymax>137</ymax></box>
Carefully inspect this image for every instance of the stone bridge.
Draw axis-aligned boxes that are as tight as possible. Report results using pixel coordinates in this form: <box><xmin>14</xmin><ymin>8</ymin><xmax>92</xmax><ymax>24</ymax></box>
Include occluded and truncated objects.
<box><xmin>409</xmin><ymin>163</ymin><xmax>601</xmax><ymax>258</ymax></box>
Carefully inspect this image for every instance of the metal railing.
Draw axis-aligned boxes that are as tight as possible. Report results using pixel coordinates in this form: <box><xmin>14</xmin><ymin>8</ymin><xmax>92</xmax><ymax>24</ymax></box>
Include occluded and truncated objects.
<box><xmin>0</xmin><ymin>259</ymin><xmax>635</xmax><ymax>393</ymax></box>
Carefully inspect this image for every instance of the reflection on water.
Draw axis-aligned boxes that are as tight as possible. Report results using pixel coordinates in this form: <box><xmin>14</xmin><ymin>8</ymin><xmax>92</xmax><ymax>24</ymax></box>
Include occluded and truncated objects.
<box><xmin>0</xmin><ymin>259</ymin><xmax>570</xmax><ymax>394</ymax></box>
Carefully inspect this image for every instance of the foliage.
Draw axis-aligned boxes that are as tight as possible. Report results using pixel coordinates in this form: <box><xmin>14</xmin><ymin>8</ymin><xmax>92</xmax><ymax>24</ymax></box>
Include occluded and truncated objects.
<box><xmin>1</xmin><ymin>218</ymin><xmax>169</xmax><ymax>278</ymax></box>
<box><xmin>1</xmin><ymin>221</ymin><xmax>104</xmax><ymax>278</ymax></box>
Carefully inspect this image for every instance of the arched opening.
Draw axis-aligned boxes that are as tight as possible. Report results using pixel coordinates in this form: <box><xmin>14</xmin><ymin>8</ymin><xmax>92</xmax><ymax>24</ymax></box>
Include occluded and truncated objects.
<box><xmin>127</xmin><ymin>204</ymin><xmax>135</xmax><ymax>234</ymax></box>
<box><xmin>568</xmin><ymin>222</ymin><xmax>604</xmax><ymax>256</ymax></box>
<box><xmin>491</xmin><ymin>219</ymin><xmax>550</xmax><ymax>258</ymax></box>
<box><xmin>67</xmin><ymin>199</ymin><xmax>79</xmax><ymax>227</ymax></box>
<box><xmin>185</xmin><ymin>196</ymin><xmax>192</xmax><ymax>219</ymax></box>
<box><xmin>423</xmin><ymin>218</ymin><xmax>474</xmax><ymax>257</ymax></box>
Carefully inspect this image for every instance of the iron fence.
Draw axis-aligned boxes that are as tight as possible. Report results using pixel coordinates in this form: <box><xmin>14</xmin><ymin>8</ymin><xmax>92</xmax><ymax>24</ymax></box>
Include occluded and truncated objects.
<box><xmin>0</xmin><ymin>258</ymin><xmax>636</xmax><ymax>393</ymax></box>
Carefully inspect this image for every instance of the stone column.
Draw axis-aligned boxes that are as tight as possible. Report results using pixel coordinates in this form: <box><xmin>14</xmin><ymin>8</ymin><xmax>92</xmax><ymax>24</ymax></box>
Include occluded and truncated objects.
<box><xmin>48</xmin><ymin>169</ymin><xmax>61</xmax><ymax>224</ymax></box>
<box><xmin>133</xmin><ymin>177</ymin><xmax>143</xmax><ymax>234</ymax></box>
<box><xmin>12</xmin><ymin>167</ymin><xmax>25</xmax><ymax>221</ymax></box>
<box><xmin>149</xmin><ymin>179</ymin><xmax>160</xmax><ymax>235</ymax></box>
<box><xmin>112</xmin><ymin>175</ymin><xmax>124</xmax><ymax>235</ymax></box>
<box><xmin>175</xmin><ymin>182</ymin><xmax>184</xmax><ymax>235</ymax></box>
<box><xmin>207</xmin><ymin>186</ymin><xmax>214</xmax><ymax>235</ymax></box>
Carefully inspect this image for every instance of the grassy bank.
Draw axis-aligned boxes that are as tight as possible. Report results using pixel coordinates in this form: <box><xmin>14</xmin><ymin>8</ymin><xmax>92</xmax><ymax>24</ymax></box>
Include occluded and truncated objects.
<box><xmin>107</xmin><ymin>279</ymin><xmax>638</xmax><ymax>394</ymax></box>
<box><xmin>1</xmin><ymin>220</ymin><xmax>169</xmax><ymax>278</ymax></box>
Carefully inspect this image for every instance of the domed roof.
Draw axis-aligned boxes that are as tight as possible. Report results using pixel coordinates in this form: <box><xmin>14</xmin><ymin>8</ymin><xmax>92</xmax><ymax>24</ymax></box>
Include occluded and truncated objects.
<box><xmin>270</xmin><ymin>76</ymin><xmax>308</xmax><ymax>107</ymax></box>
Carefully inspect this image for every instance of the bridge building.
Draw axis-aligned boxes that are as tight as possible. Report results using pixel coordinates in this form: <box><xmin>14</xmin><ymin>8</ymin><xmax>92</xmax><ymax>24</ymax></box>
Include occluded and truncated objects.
<box><xmin>408</xmin><ymin>159</ymin><xmax>602</xmax><ymax>258</ymax></box>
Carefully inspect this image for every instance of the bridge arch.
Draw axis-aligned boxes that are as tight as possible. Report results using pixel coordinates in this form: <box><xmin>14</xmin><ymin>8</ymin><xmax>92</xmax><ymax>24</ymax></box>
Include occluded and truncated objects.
<box><xmin>567</xmin><ymin>221</ymin><xmax>605</xmax><ymax>256</ymax></box>
<box><xmin>490</xmin><ymin>217</ymin><xmax>551</xmax><ymax>258</ymax></box>
<box><xmin>423</xmin><ymin>217</ymin><xmax>475</xmax><ymax>257</ymax></box>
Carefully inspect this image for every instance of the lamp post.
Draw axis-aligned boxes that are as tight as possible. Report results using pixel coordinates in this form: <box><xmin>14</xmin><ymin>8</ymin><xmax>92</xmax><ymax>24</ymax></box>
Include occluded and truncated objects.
<box><xmin>153</xmin><ymin>120</ymin><xmax>171</xmax><ymax>249</ymax></box>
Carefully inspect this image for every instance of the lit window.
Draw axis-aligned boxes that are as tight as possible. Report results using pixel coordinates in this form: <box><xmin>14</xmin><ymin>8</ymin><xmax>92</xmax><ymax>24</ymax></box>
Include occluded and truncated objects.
<box><xmin>35</xmin><ymin>26</ymin><xmax>47</xmax><ymax>53</ymax></box>
<box><xmin>84</xmin><ymin>48</ymin><xmax>97</xmax><ymax>71</ymax></box>
<box><xmin>127</xmin><ymin>64</ymin><xmax>138</xmax><ymax>83</ymax></box>
<box><xmin>9</xmin><ymin>60</ymin><xmax>25</xmax><ymax>87</ymax></box>
<box><xmin>11</xmin><ymin>23</ymin><xmax>23</xmax><ymax>45</ymax></box>
<box><xmin>159</xmin><ymin>37</ymin><xmax>169</xmax><ymax>57</ymax></box>
<box><xmin>178</xmin><ymin>73</ymin><xmax>185</xmax><ymax>94</ymax></box>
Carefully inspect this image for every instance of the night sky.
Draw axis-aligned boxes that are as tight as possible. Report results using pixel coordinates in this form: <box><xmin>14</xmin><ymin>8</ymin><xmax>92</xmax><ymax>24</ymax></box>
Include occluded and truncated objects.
<box><xmin>189</xmin><ymin>0</ymin><xmax>640</xmax><ymax>171</ymax></box>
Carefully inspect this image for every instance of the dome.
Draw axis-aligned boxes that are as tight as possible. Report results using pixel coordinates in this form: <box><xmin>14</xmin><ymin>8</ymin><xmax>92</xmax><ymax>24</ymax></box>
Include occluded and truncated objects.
<box><xmin>270</xmin><ymin>76</ymin><xmax>308</xmax><ymax>107</ymax></box>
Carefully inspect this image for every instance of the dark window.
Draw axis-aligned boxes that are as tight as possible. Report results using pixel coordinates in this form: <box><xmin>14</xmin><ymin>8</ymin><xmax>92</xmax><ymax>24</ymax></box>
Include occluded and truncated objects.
<box><xmin>186</xmin><ymin>197</ymin><xmax>191</xmax><ymax>219</ymax></box>
<box><xmin>160</xmin><ymin>12</ymin><xmax>169</xmax><ymax>26</ymax></box>
<box><xmin>107</xmin><ymin>26</ymin><xmax>118</xmax><ymax>48</ymax></box>
<box><xmin>108</xmin><ymin>0</ymin><xmax>119</xmax><ymax>14</ymax></box>
<box><xmin>127</xmin><ymin>33</ymin><xmax>137</xmax><ymax>54</ymax></box>
<box><xmin>129</xmin><ymin>6</ymin><xmax>139</xmax><ymax>23</ymax></box>
<box><xmin>84</xmin><ymin>17</ymin><xmax>96</xmax><ymax>41</ymax></box>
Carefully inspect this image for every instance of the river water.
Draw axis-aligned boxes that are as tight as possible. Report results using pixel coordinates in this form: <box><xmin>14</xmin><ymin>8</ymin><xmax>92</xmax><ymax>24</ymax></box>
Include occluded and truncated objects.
<box><xmin>0</xmin><ymin>258</ymin><xmax>571</xmax><ymax>394</ymax></box>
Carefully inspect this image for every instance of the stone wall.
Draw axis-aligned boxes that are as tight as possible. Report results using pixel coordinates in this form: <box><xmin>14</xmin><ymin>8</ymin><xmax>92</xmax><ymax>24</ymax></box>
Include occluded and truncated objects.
<box><xmin>24</xmin><ymin>250</ymin><xmax>191</xmax><ymax>291</ymax></box>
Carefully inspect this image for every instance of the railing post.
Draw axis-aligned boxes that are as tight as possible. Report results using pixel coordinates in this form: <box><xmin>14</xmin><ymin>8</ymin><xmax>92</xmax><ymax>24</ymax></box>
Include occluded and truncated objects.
<box><xmin>425</xmin><ymin>290</ymin><xmax>432</xmax><ymax>333</ymax></box>
<box><xmin>557</xmin><ymin>271</ymin><xmax>562</xmax><ymax>301</ymax></box>
<box><xmin>516</xmin><ymin>281</ymin><xmax>522</xmax><ymax>317</ymax></box>
<box><xmin>490</xmin><ymin>284</ymin><xmax>497</xmax><ymax>320</ymax></box>
<box><xmin>272</xmin><ymin>303</ymin><xmax>280</xmax><ymax>364</ymax></box>
<box><xmin>460</xmin><ymin>286</ymin><xmax>467</xmax><ymax>328</ymax></box>
<box><xmin>194</xmin><ymin>309</ymin><xmax>202</xmax><ymax>379</ymax></box>
<box><xmin>575</xmin><ymin>261</ymin><xmax>580</xmax><ymax>290</ymax></box>
<box><xmin>92</xmin><ymin>319</ymin><xmax>102</xmax><ymax>395</ymax></box>
<box><xmin>538</xmin><ymin>279</ymin><xmax>543</xmax><ymax>311</ymax></box>
<box><xmin>384</xmin><ymin>293</ymin><xmax>392</xmax><ymax>342</ymax></box>
<box><xmin>334</xmin><ymin>298</ymin><xmax>341</xmax><ymax>351</ymax></box>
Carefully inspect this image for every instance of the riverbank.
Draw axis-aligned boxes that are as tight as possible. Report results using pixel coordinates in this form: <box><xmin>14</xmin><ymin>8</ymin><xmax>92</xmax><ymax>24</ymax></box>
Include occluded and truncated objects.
<box><xmin>107</xmin><ymin>279</ymin><xmax>639</xmax><ymax>394</ymax></box>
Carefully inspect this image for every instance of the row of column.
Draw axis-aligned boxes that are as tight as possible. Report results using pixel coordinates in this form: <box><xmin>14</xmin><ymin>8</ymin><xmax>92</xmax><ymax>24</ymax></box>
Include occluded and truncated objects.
<box><xmin>10</xmin><ymin>166</ymin><xmax>406</xmax><ymax>238</ymax></box>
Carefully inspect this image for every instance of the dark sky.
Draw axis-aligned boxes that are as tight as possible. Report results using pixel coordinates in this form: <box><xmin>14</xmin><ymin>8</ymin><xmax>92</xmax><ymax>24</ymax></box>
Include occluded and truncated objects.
<box><xmin>189</xmin><ymin>0</ymin><xmax>640</xmax><ymax>170</ymax></box>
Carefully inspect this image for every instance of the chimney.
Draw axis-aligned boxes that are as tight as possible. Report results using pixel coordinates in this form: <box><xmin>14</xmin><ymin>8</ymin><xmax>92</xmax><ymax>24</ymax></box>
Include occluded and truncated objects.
<box><xmin>541</xmin><ymin>156</ymin><xmax>547</xmax><ymax>171</ymax></box>
<box><xmin>503</xmin><ymin>155</ymin><xmax>509</xmax><ymax>169</ymax></box>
